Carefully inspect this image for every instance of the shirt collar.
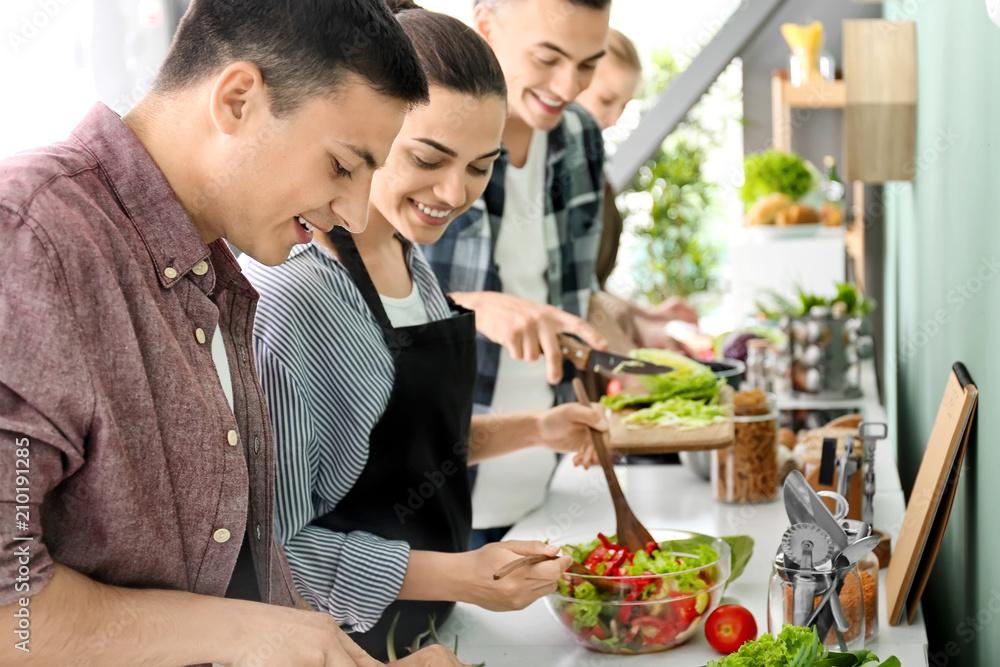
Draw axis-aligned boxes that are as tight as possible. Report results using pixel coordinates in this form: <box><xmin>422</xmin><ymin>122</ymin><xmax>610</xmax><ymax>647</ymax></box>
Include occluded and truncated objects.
<box><xmin>70</xmin><ymin>103</ymin><xmax>211</xmax><ymax>290</ymax></box>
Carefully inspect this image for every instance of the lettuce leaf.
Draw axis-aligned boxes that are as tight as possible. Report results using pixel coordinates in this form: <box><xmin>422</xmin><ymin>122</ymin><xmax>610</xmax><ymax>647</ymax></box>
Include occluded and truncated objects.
<box><xmin>623</xmin><ymin>397</ymin><xmax>731</xmax><ymax>431</ymax></box>
<box><xmin>600</xmin><ymin>349</ymin><xmax>722</xmax><ymax>410</ymax></box>
<box><xmin>706</xmin><ymin>624</ymin><xmax>814</xmax><ymax>667</ymax></box>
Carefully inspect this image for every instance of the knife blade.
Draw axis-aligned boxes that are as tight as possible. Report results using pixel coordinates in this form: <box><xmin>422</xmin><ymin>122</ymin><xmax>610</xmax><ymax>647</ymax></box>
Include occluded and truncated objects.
<box><xmin>589</xmin><ymin>349</ymin><xmax>675</xmax><ymax>375</ymax></box>
<box><xmin>556</xmin><ymin>333</ymin><xmax>674</xmax><ymax>375</ymax></box>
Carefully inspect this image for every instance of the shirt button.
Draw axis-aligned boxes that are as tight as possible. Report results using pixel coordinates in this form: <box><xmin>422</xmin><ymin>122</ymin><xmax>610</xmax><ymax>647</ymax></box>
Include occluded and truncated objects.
<box><xmin>213</xmin><ymin>528</ymin><xmax>231</xmax><ymax>543</ymax></box>
<box><xmin>253</xmin><ymin>436</ymin><xmax>260</xmax><ymax>454</ymax></box>
<box><xmin>227</xmin><ymin>430</ymin><xmax>239</xmax><ymax>446</ymax></box>
<box><xmin>163</xmin><ymin>266</ymin><xmax>178</xmax><ymax>280</ymax></box>
<box><xmin>195</xmin><ymin>328</ymin><xmax>207</xmax><ymax>345</ymax></box>
<box><xmin>256</xmin><ymin>524</ymin><xmax>262</xmax><ymax>541</ymax></box>
<box><xmin>192</xmin><ymin>260</ymin><xmax>209</xmax><ymax>276</ymax></box>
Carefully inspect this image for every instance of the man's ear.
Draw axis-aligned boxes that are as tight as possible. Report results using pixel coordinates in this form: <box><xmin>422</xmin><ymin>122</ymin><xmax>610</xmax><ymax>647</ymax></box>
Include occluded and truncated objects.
<box><xmin>208</xmin><ymin>62</ymin><xmax>266</xmax><ymax>136</ymax></box>
<box><xmin>472</xmin><ymin>2</ymin><xmax>497</xmax><ymax>45</ymax></box>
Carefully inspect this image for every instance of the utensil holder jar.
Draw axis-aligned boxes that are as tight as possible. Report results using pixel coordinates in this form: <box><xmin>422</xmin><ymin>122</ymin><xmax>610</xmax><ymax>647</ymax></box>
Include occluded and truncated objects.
<box><xmin>768</xmin><ymin>557</ymin><xmax>866</xmax><ymax>651</ymax></box>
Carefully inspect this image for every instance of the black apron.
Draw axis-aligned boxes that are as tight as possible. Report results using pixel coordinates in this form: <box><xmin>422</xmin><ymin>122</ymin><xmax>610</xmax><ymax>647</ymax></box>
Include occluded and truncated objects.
<box><xmin>312</xmin><ymin>228</ymin><xmax>476</xmax><ymax>660</ymax></box>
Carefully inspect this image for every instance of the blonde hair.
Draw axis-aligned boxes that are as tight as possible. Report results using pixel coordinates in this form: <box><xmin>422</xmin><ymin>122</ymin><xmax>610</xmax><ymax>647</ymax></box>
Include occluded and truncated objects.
<box><xmin>606</xmin><ymin>28</ymin><xmax>641</xmax><ymax>74</ymax></box>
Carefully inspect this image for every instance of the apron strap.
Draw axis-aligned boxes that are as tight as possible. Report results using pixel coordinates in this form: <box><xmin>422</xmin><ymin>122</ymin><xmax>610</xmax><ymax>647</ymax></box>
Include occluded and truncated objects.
<box><xmin>329</xmin><ymin>227</ymin><xmax>394</xmax><ymax>332</ymax></box>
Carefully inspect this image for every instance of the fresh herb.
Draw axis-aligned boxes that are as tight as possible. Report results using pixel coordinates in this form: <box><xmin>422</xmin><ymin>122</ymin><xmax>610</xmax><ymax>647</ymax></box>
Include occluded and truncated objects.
<box><xmin>756</xmin><ymin>283</ymin><xmax>876</xmax><ymax>320</ymax></box>
<box><xmin>386</xmin><ymin>612</ymin><xmax>485</xmax><ymax>666</ymax></box>
<box><xmin>739</xmin><ymin>149</ymin><xmax>815</xmax><ymax>208</ymax></box>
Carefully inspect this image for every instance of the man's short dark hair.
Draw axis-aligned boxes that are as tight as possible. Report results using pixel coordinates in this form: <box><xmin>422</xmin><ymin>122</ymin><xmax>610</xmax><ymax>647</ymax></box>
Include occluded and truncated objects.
<box><xmin>153</xmin><ymin>0</ymin><xmax>429</xmax><ymax>116</ymax></box>
<box><xmin>474</xmin><ymin>0</ymin><xmax>612</xmax><ymax>9</ymax></box>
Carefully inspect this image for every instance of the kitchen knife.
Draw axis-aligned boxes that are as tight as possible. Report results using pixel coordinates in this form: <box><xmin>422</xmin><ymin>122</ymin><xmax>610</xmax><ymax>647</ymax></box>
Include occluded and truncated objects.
<box><xmin>557</xmin><ymin>333</ymin><xmax>675</xmax><ymax>375</ymax></box>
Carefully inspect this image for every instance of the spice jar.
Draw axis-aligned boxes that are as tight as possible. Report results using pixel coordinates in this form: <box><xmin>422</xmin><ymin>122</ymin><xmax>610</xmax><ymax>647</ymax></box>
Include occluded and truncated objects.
<box><xmin>841</xmin><ymin>522</ymin><xmax>879</xmax><ymax>643</ymax></box>
<box><xmin>856</xmin><ymin>550</ymin><xmax>879</xmax><ymax>643</ymax></box>
<box><xmin>713</xmin><ymin>389</ymin><xmax>779</xmax><ymax>503</ymax></box>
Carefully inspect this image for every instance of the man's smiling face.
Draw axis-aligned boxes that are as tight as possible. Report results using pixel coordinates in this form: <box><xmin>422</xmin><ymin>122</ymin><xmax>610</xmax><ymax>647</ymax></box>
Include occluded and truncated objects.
<box><xmin>201</xmin><ymin>75</ymin><xmax>407</xmax><ymax>266</ymax></box>
<box><xmin>475</xmin><ymin>0</ymin><xmax>610</xmax><ymax>131</ymax></box>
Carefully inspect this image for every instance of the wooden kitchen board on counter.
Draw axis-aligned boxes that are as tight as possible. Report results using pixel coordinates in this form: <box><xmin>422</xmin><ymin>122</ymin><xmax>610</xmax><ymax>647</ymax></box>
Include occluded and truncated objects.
<box><xmin>605</xmin><ymin>386</ymin><xmax>735</xmax><ymax>455</ymax></box>
<box><xmin>886</xmin><ymin>362</ymin><xmax>978</xmax><ymax>626</ymax></box>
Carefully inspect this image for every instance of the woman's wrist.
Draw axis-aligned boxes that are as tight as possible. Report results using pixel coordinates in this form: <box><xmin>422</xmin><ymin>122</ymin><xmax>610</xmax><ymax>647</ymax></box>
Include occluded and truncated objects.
<box><xmin>398</xmin><ymin>550</ymin><xmax>467</xmax><ymax>603</ymax></box>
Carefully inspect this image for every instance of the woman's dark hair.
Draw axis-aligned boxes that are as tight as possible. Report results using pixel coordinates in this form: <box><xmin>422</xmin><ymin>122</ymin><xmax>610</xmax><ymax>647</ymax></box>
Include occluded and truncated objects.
<box><xmin>386</xmin><ymin>0</ymin><xmax>506</xmax><ymax>101</ymax></box>
<box><xmin>153</xmin><ymin>0</ymin><xmax>429</xmax><ymax>117</ymax></box>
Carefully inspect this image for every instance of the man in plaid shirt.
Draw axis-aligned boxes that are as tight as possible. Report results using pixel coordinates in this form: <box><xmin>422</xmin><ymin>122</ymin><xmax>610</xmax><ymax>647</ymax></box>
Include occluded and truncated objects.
<box><xmin>422</xmin><ymin>0</ymin><xmax>612</xmax><ymax>546</ymax></box>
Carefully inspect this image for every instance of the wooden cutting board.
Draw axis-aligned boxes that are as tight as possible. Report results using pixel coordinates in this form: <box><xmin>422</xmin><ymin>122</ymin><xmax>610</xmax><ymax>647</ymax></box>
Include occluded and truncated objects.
<box><xmin>605</xmin><ymin>386</ymin><xmax>735</xmax><ymax>454</ymax></box>
<box><xmin>885</xmin><ymin>362</ymin><xmax>978</xmax><ymax>626</ymax></box>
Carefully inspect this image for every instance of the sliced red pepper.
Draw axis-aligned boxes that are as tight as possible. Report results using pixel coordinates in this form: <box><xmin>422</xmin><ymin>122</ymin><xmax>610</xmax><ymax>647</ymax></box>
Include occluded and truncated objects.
<box><xmin>644</xmin><ymin>541</ymin><xmax>657</xmax><ymax>555</ymax></box>
<box><xmin>597</xmin><ymin>532</ymin><xmax>616</xmax><ymax>550</ymax></box>
<box><xmin>583</xmin><ymin>544</ymin><xmax>611</xmax><ymax>570</ymax></box>
<box><xmin>604</xmin><ymin>548</ymin><xmax>627</xmax><ymax>574</ymax></box>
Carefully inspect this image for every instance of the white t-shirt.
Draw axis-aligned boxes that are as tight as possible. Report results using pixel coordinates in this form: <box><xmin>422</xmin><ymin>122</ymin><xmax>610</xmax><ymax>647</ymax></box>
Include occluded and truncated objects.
<box><xmin>471</xmin><ymin>129</ymin><xmax>558</xmax><ymax>530</ymax></box>
<box><xmin>380</xmin><ymin>281</ymin><xmax>431</xmax><ymax>328</ymax></box>
<box><xmin>211</xmin><ymin>324</ymin><xmax>234</xmax><ymax>413</ymax></box>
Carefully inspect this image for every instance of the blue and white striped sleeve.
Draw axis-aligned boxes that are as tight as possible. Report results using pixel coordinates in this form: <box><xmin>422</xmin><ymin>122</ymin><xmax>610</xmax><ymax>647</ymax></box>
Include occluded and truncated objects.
<box><xmin>251</xmin><ymin>270</ymin><xmax>410</xmax><ymax>632</ymax></box>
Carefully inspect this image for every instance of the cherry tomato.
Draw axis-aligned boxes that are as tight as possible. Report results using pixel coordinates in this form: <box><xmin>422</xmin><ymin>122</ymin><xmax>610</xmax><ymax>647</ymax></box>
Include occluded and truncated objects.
<box><xmin>606</xmin><ymin>378</ymin><xmax>623</xmax><ymax>396</ymax></box>
<box><xmin>704</xmin><ymin>604</ymin><xmax>757</xmax><ymax>655</ymax></box>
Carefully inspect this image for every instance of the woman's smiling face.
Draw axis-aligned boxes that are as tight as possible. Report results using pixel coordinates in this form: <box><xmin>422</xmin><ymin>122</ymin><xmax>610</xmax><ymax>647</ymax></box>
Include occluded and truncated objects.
<box><xmin>369</xmin><ymin>85</ymin><xmax>507</xmax><ymax>245</ymax></box>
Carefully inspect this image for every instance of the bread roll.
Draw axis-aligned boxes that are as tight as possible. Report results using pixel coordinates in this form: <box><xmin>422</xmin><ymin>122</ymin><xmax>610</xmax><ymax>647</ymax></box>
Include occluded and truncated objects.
<box><xmin>744</xmin><ymin>193</ymin><xmax>793</xmax><ymax>226</ymax></box>
<box><xmin>775</xmin><ymin>204</ymin><xmax>821</xmax><ymax>226</ymax></box>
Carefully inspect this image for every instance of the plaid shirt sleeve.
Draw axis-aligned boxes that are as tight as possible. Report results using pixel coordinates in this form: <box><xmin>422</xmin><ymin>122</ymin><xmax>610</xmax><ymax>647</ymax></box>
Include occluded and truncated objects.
<box><xmin>421</xmin><ymin>103</ymin><xmax>605</xmax><ymax>411</ymax></box>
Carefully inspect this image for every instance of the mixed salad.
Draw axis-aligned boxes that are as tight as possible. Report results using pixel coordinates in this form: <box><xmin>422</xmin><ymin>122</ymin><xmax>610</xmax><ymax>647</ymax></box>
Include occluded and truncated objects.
<box><xmin>551</xmin><ymin>533</ymin><xmax>723</xmax><ymax>654</ymax></box>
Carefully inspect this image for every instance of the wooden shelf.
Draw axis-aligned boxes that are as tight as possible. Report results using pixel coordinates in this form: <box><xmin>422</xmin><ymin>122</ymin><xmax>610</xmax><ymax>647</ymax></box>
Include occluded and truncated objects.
<box><xmin>775</xmin><ymin>69</ymin><xmax>846</xmax><ymax>109</ymax></box>
<box><xmin>771</xmin><ymin>70</ymin><xmax>846</xmax><ymax>153</ymax></box>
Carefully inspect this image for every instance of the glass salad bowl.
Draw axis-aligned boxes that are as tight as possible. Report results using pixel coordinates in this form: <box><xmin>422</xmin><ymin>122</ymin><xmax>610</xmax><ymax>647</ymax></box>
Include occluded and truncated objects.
<box><xmin>544</xmin><ymin>529</ymin><xmax>731</xmax><ymax>654</ymax></box>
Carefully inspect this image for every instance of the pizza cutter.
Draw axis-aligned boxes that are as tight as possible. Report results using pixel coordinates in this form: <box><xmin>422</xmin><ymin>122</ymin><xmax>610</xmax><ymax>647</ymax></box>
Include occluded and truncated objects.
<box><xmin>781</xmin><ymin>523</ymin><xmax>834</xmax><ymax>626</ymax></box>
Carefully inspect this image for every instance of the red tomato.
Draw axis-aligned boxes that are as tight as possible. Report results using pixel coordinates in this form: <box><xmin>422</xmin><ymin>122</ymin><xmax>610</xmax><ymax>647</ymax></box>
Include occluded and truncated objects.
<box><xmin>704</xmin><ymin>604</ymin><xmax>757</xmax><ymax>655</ymax></box>
<box><xmin>606</xmin><ymin>379</ymin><xmax>624</xmax><ymax>396</ymax></box>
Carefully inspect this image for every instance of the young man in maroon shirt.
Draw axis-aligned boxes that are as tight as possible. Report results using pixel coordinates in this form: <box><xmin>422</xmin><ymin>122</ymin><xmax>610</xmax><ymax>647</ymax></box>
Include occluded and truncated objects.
<box><xmin>0</xmin><ymin>1</ymin><xmax>463</xmax><ymax>665</ymax></box>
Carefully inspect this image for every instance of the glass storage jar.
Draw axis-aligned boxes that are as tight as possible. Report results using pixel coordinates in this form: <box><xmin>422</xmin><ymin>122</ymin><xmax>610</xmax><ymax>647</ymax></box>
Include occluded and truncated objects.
<box><xmin>768</xmin><ymin>554</ymin><xmax>866</xmax><ymax>651</ymax></box>
<box><xmin>713</xmin><ymin>390</ymin><xmax>779</xmax><ymax>503</ymax></box>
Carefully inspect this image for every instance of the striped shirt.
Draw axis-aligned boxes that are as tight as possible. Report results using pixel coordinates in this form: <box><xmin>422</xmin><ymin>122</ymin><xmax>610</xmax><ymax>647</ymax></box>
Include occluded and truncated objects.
<box><xmin>242</xmin><ymin>238</ymin><xmax>452</xmax><ymax>632</ymax></box>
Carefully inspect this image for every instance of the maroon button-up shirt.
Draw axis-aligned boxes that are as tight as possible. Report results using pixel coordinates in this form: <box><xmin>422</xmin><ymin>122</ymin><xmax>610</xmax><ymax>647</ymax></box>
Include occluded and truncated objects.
<box><xmin>0</xmin><ymin>104</ymin><xmax>298</xmax><ymax>614</ymax></box>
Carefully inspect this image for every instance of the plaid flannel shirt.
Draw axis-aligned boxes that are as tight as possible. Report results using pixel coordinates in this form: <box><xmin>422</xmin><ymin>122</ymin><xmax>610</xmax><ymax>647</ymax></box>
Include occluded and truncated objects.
<box><xmin>421</xmin><ymin>103</ymin><xmax>605</xmax><ymax>412</ymax></box>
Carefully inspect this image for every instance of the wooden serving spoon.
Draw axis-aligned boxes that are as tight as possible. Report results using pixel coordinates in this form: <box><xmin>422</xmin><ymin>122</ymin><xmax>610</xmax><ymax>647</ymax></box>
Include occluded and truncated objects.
<box><xmin>571</xmin><ymin>377</ymin><xmax>655</xmax><ymax>554</ymax></box>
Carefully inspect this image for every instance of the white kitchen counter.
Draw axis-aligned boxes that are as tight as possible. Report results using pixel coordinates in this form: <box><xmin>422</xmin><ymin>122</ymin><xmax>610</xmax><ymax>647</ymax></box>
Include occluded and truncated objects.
<box><xmin>438</xmin><ymin>431</ymin><xmax>928</xmax><ymax>666</ymax></box>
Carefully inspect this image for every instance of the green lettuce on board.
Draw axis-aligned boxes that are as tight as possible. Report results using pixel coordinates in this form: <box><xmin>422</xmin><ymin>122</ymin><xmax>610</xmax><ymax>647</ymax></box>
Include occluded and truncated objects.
<box><xmin>623</xmin><ymin>397</ymin><xmax>731</xmax><ymax>431</ymax></box>
<box><xmin>601</xmin><ymin>349</ymin><xmax>723</xmax><ymax>411</ymax></box>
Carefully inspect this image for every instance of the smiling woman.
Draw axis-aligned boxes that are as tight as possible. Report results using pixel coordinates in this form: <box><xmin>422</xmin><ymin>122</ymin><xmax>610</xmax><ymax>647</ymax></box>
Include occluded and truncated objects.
<box><xmin>242</xmin><ymin>0</ymin><xmax>607</xmax><ymax>662</ymax></box>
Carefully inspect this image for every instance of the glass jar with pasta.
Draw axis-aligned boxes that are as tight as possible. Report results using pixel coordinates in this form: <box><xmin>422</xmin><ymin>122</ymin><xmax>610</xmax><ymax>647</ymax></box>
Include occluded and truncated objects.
<box><xmin>713</xmin><ymin>389</ymin><xmax>780</xmax><ymax>503</ymax></box>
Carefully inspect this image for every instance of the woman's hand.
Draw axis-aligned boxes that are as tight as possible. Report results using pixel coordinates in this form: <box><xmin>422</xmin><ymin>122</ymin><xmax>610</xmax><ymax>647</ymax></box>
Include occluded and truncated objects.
<box><xmin>459</xmin><ymin>541</ymin><xmax>572</xmax><ymax>611</ymax></box>
<box><xmin>450</xmin><ymin>291</ymin><xmax>607</xmax><ymax>385</ymax></box>
<box><xmin>534</xmin><ymin>403</ymin><xmax>608</xmax><ymax>469</ymax></box>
